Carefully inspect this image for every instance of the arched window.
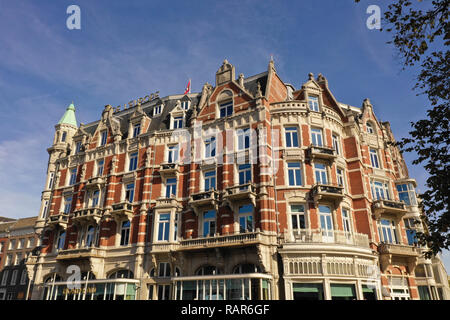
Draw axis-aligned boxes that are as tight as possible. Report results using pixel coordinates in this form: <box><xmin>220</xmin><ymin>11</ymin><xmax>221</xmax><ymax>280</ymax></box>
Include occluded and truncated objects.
<box><xmin>108</xmin><ymin>269</ymin><xmax>134</xmax><ymax>279</ymax></box>
<box><xmin>61</xmin><ymin>131</ymin><xmax>67</xmax><ymax>142</ymax></box>
<box><xmin>196</xmin><ymin>265</ymin><xmax>221</xmax><ymax>276</ymax></box>
<box><xmin>217</xmin><ymin>90</ymin><xmax>233</xmax><ymax>118</ymax></box>
<box><xmin>232</xmin><ymin>264</ymin><xmax>261</xmax><ymax>274</ymax></box>
<box><xmin>366</xmin><ymin>122</ymin><xmax>375</xmax><ymax>134</ymax></box>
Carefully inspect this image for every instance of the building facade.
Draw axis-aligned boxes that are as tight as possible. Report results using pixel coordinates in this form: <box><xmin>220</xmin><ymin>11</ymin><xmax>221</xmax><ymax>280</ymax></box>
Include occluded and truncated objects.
<box><xmin>26</xmin><ymin>60</ymin><xmax>449</xmax><ymax>300</ymax></box>
<box><xmin>0</xmin><ymin>217</ymin><xmax>39</xmax><ymax>300</ymax></box>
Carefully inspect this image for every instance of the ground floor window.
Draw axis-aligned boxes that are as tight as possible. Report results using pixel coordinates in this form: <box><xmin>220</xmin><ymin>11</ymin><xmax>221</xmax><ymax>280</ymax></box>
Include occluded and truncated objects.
<box><xmin>418</xmin><ymin>286</ymin><xmax>431</xmax><ymax>300</ymax></box>
<box><xmin>292</xmin><ymin>283</ymin><xmax>324</xmax><ymax>300</ymax></box>
<box><xmin>362</xmin><ymin>285</ymin><xmax>377</xmax><ymax>300</ymax></box>
<box><xmin>158</xmin><ymin>285</ymin><xmax>171</xmax><ymax>300</ymax></box>
<box><xmin>174</xmin><ymin>276</ymin><xmax>271</xmax><ymax>300</ymax></box>
<box><xmin>330</xmin><ymin>283</ymin><xmax>357</xmax><ymax>300</ymax></box>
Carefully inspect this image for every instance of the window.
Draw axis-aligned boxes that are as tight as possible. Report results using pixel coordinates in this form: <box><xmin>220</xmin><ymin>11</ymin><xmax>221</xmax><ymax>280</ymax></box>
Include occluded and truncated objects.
<box><xmin>91</xmin><ymin>190</ymin><xmax>100</xmax><ymax>207</ymax></box>
<box><xmin>5</xmin><ymin>254</ymin><xmax>12</xmax><ymax>266</ymax></box>
<box><xmin>285</xmin><ymin>127</ymin><xmax>299</xmax><ymax>148</ymax></box>
<box><xmin>293</xmin><ymin>283</ymin><xmax>324</xmax><ymax>300</ymax></box>
<box><xmin>48</xmin><ymin>172</ymin><xmax>55</xmax><ymax>189</ymax></box>
<box><xmin>204</xmin><ymin>137</ymin><xmax>216</xmax><ymax>158</ymax></box>
<box><xmin>20</xmin><ymin>270</ymin><xmax>27</xmax><ymax>285</ymax></box>
<box><xmin>120</xmin><ymin>221</ymin><xmax>130</xmax><ymax>246</ymax></box>
<box><xmin>167</xmin><ymin>145</ymin><xmax>179</xmax><ymax>163</ymax></box>
<box><xmin>330</xmin><ymin>283</ymin><xmax>356</xmax><ymax>300</ymax></box>
<box><xmin>319</xmin><ymin>205</ymin><xmax>334</xmax><ymax>242</ymax></box>
<box><xmin>69</xmin><ymin>168</ymin><xmax>77</xmax><ymax>185</ymax></box>
<box><xmin>174</xmin><ymin>213</ymin><xmax>178</xmax><ymax>241</ymax></box>
<box><xmin>153</xmin><ymin>105</ymin><xmax>163</xmax><ymax>116</ymax></box>
<box><xmin>15</xmin><ymin>253</ymin><xmax>23</xmax><ymax>265</ymax></box>
<box><xmin>308</xmin><ymin>95</ymin><xmax>319</xmax><ymax>112</ymax></box>
<box><xmin>10</xmin><ymin>270</ymin><xmax>18</xmax><ymax>285</ymax></box>
<box><xmin>9</xmin><ymin>239</ymin><xmax>16</xmax><ymax>250</ymax></box>
<box><xmin>287</xmin><ymin>162</ymin><xmax>302</xmax><ymax>186</ymax></box>
<box><xmin>396</xmin><ymin>183</ymin><xmax>417</xmax><ymax>206</ymax></box>
<box><xmin>362</xmin><ymin>285</ymin><xmax>377</xmax><ymax>300</ymax></box>
<box><xmin>133</xmin><ymin>123</ymin><xmax>141</xmax><ymax>138</ymax></box>
<box><xmin>129</xmin><ymin>152</ymin><xmax>138</xmax><ymax>171</ymax></box>
<box><xmin>378</xmin><ymin>219</ymin><xmax>398</xmax><ymax>244</ymax></box>
<box><xmin>196</xmin><ymin>265</ymin><xmax>221</xmax><ymax>275</ymax></box>
<box><xmin>85</xmin><ymin>226</ymin><xmax>95</xmax><ymax>247</ymax></box>
<box><xmin>418</xmin><ymin>286</ymin><xmax>431</xmax><ymax>300</ymax></box>
<box><xmin>203</xmin><ymin>210</ymin><xmax>216</xmax><ymax>237</ymax></box>
<box><xmin>125</xmin><ymin>183</ymin><xmax>135</xmax><ymax>203</ymax></box>
<box><xmin>75</xmin><ymin>141</ymin><xmax>82</xmax><ymax>154</ymax></box>
<box><xmin>42</xmin><ymin>200</ymin><xmax>49</xmax><ymax>219</ymax></box>
<box><xmin>158</xmin><ymin>285</ymin><xmax>171</xmax><ymax>300</ymax></box>
<box><xmin>61</xmin><ymin>131</ymin><xmax>67</xmax><ymax>142</ymax></box>
<box><xmin>158</xmin><ymin>263</ymin><xmax>171</xmax><ymax>278</ymax></box>
<box><xmin>233</xmin><ymin>264</ymin><xmax>260</xmax><ymax>274</ymax></box>
<box><xmin>165</xmin><ymin>178</ymin><xmax>177</xmax><ymax>198</ymax></box>
<box><xmin>311</xmin><ymin>128</ymin><xmax>323</xmax><ymax>147</ymax></box>
<box><xmin>332</xmin><ymin>134</ymin><xmax>340</xmax><ymax>155</ymax></box>
<box><xmin>157</xmin><ymin>213</ymin><xmax>171</xmax><ymax>242</ymax></box>
<box><xmin>28</xmin><ymin>237</ymin><xmax>35</xmax><ymax>248</ymax></box>
<box><xmin>181</xmin><ymin>101</ymin><xmax>190</xmax><ymax>110</ymax></box>
<box><xmin>238</xmin><ymin>164</ymin><xmax>252</xmax><ymax>186</ymax></box>
<box><xmin>366</xmin><ymin>122</ymin><xmax>374</xmax><ymax>134</ymax></box>
<box><xmin>314</xmin><ymin>163</ymin><xmax>328</xmax><ymax>184</ymax></box>
<box><xmin>18</xmin><ymin>238</ymin><xmax>25</xmax><ymax>249</ymax></box>
<box><xmin>219</xmin><ymin>101</ymin><xmax>233</xmax><ymax>118</ymax></box>
<box><xmin>100</xmin><ymin>130</ymin><xmax>108</xmax><ymax>146</ymax></box>
<box><xmin>336</xmin><ymin>168</ymin><xmax>346</xmax><ymax>190</ymax></box>
<box><xmin>404</xmin><ymin>218</ymin><xmax>418</xmax><ymax>245</ymax></box>
<box><xmin>237</xmin><ymin>128</ymin><xmax>250</xmax><ymax>150</ymax></box>
<box><xmin>63</xmin><ymin>196</ymin><xmax>72</xmax><ymax>214</ymax></box>
<box><xmin>238</xmin><ymin>204</ymin><xmax>253</xmax><ymax>233</ymax></box>
<box><xmin>56</xmin><ymin>230</ymin><xmax>66</xmax><ymax>250</ymax></box>
<box><xmin>0</xmin><ymin>242</ymin><xmax>3</xmax><ymax>253</ymax></box>
<box><xmin>1</xmin><ymin>270</ymin><xmax>9</xmax><ymax>286</ymax></box>
<box><xmin>290</xmin><ymin>204</ymin><xmax>306</xmax><ymax>232</ymax></box>
<box><xmin>172</xmin><ymin>116</ymin><xmax>183</xmax><ymax>129</ymax></box>
<box><xmin>371</xmin><ymin>181</ymin><xmax>390</xmax><ymax>200</ymax></box>
<box><xmin>369</xmin><ymin>149</ymin><xmax>380</xmax><ymax>168</ymax></box>
<box><xmin>342</xmin><ymin>209</ymin><xmax>352</xmax><ymax>233</ymax></box>
<box><xmin>97</xmin><ymin>159</ymin><xmax>104</xmax><ymax>177</ymax></box>
<box><xmin>204</xmin><ymin>171</ymin><xmax>216</xmax><ymax>191</ymax></box>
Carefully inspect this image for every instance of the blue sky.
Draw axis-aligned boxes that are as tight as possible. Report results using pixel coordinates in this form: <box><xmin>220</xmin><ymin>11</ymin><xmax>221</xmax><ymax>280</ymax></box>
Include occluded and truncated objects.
<box><xmin>0</xmin><ymin>0</ymin><xmax>448</xmax><ymax>270</ymax></box>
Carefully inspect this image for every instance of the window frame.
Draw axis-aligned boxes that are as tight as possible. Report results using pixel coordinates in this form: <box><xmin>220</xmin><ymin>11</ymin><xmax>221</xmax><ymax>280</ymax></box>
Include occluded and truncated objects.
<box><xmin>285</xmin><ymin>126</ymin><xmax>300</xmax><ymax>148</ymax></box>
<box><xmin>308</xmin><ymin>95</ymin><xmax>320</xmax><ymax>112</ymax></box>
<box><xmin>311</xmin><ymin>128</ymin><xmax>323</xmax><ymax>147</ymax></box>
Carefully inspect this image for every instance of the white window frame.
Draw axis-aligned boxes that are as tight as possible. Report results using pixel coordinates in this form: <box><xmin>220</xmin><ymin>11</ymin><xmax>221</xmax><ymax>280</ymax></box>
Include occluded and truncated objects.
<box><xmin>10</xmin><ymin>270</ymin><xmax>18</xmax><ymax>285</ymax></box>
<box><xmin>370</xmin><ymin>149</ymin><xmax>380</xmax><ymax>168</ymax></box>
<box><xmin>100</xmin><ymin>130</ymin><xmax>108</xmax><ymax>146</ymax></box>
<box><xmin>69</xmin><ymin>167</ymin><xmax>77</xmax><ymax>185</ymax></box>
<box><xmin>287</xmin><ymin>162</ymin><xmax>303</xmax><ymax>186</ymax></box>
<box><xmin>120</xmin><ymin>220</ymin><xmax>130</xmax><ymax>246</ymax></box>
<box><xmin>285</xmin><ymin>126</ymin><xmax>300</xmax><ymax>148</ymax></box>
<box><xmin>153</xmin><ymin>105</ymin><xmax>163</xmax><ymax>116</ymax></box>
<box><xmin>332</xmin><ymin>134</ymin><xmax>341</xmax><ymax>155</ymax></box>
<box><xmin>133</xmin><ymin>123</ymin><xmax>141</xmax><ymax>138</ymax></box>
<box><xmin>128</xmin><ymin>152</ymin><xmax>139</xmax><ymax>172</ymax></box>
<box><xmin>236</xmin><ymin>127</ymin><xmax>250</xmax><ymax>151</ymax></box>
<box><xmin>1</xmin><ymin>270</ymin><xmax>9</xmax><ymax>286</ymax></box>
<box><xmin>308</xmin><ymin>95</ymin><xmax>320</xmax><ymax>112</ymax></box>
<box><xmin>314</xmin><ymin>163</ymin><xmax>328</xmax><ymax>185</ymax></box>
<box><xmin>311</xmin><ymin>128</ymin><xmax>323</xmax><ymax>147</ymax></box>
<box><xmin>167</xmin><ymin>144</ymin><xmax>179</xmax><ymax>163</ymax></box>
<box><xmin>156</xmin><ymin>212</ymin><xmax>171</xmax><ymax>242</ymax></box>
<box><xmin>97</xmin><ymin>159</ymin><xmax>105</xmax><ymax>177</ymax></box>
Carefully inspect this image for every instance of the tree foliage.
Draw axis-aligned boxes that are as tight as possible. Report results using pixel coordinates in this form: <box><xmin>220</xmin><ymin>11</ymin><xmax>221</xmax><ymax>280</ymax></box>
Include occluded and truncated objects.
<box><xmin>356</xmin><ymin>0</ymin><xmax>449</xmax><ymax>257</ymax></box>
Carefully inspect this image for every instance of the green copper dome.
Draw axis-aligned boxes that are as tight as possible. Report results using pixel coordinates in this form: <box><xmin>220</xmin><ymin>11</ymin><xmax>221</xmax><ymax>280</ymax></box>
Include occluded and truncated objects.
<box><xmin>58</xmin><ymin>103</ymin><xmax>78</xmax><ymax>127</ymax></box>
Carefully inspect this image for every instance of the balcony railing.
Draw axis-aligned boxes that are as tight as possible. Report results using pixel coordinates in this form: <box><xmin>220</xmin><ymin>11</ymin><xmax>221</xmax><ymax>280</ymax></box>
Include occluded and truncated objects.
<box><xmin>224</xmin><ymin>183</ymin><xmax>257</xmax><ymax>206</ymax></box>
<box><xmin>189</xmin><ymin>191</ymin><xmax>219</xmax><ymax>214</ymax></box>
<box><xmin>306</xmin><ymin>145</ymin><xmax>336</xmax><ymax>160</ymax></box>
<box><xmin>46</xmin><ymin>214</ymin><xmax>70</xmax><ymax>229</ymax></box>
<box><xmin>85</xmin><ymin>176</ymin><xmax>106</xmax><ymax>189</ymax></box>
<box><xmin>159</xmin><ymin>162</ymin><xmax>179</xmax><ymax>177</ymax></box>
<box><xmin>71</xmin><ymin>208</ymin><xmax>104</xmax><ymax>224</ymax></box>
<box><xmin>311</xmin><ymin>184</ymin><xmax>344</xmax><ymax>202</ymax></box>
<box><xmin>372</xmin><ymin>199</ymin><xmax>407</xmax><ymax>219</ymax></box>
<box><xmin>110</xmin><ymin>201</ymin><xmax>134</xmax><ymax>220</ymax></box>
<box><xmin>378</xmin><ymin>243</ymin><xmax>420</xmax><ymax>257</ymax></box>
<box><xmin>180</xmin><ymin>232</ymin><xmax>274</xmax><ymax>250</ymax></box>
<box><xmin>283</xmin><ymin>228</ymin><xmax>370</xmax><ymax>248</ymax></box>
<box><xmin>56</xmin><ymin>247</ymin><xmax>105</xmax><ymax>261</ymax></box>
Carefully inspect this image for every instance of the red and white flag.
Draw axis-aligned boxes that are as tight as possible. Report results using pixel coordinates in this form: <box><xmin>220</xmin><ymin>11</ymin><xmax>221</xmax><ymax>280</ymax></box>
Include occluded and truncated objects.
<box><xmin>184</xmin><ymin>79</ymin><xmax>191</xmax><ymax>95</ymax></box>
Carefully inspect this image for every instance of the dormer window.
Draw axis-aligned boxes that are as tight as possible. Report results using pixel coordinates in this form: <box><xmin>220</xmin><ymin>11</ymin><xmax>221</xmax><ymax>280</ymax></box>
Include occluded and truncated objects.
<box><xmin>219</xmin><ymin>101</ymin><xmax>233</xmax><ymax>118</ymax></box>
<box><xmin>367</xmin><ymin>122</ymin><xmax>375</xmax><ymax>134</ymax></box>
<box><xmin>133</xmin><ymin>123</ymin><xmax>141</xmax><ymax>138</ymax></box>
<box><xmin>100</xmin><ymin>130</ymin><xmax>108</xmax><ymax>146</ymax></box>
<box><xmin>308</xmin><ymin>95</ymin><xmax>319</xmax><ymax>112</ymax></box>
<box><xmin>181</xmin><ymin>101</ymin><xmax>190</xmax><ymax>110</ymax></box>
<box><xmin>172</xmin><ymin>116</ymin><xmax>183</xmax><ymax>129</ymax></box>
<box><xmin>153</xmin><ymin>105</ymin><xmax>163</xmax><ymax>116</ymax></box>
<box><xmin>75</xmin><ymin>141</ymin><xmax>82</xmax><ymax>154</ymax></box>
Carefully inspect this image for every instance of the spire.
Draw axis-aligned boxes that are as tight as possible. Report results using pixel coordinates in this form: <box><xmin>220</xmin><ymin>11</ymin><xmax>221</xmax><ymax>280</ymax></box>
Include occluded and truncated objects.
<box><xmin>58</xmin><ymin>102</ymin><xmax>78</xmax><ymax>127</ymax></box>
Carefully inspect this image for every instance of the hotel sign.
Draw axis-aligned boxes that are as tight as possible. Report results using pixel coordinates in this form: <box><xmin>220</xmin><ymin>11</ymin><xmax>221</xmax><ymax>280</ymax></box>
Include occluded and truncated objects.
<box><xmin>62</xmin><ymin>286</ymin><xmax>97</xmax><ymax>295</ymax></box>
<box><xmin>114</xmin><ymin>91</ymin><xmax>160</xmax><ymax>113</ymax></box>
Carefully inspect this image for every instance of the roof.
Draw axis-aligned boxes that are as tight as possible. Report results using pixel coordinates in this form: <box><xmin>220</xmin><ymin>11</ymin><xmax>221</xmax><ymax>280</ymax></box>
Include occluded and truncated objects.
<box><xmin>58</xmin><ymin>103</ymin><xmax>78</xmax><ymax>127</ymax></box>
<box><xmin>9</xmin><ymin>217</ymin><xmax>38</xmax><ymax>230</ymax></box>
<box><xmin>0</xmin><ymin>221</ymin><xmax>16</xmax><ymax>233</ymax></box>
<box><xmin>0</xmin><ymin>216</ymin><xmax>16</xmax><ymax>223</ymax></box>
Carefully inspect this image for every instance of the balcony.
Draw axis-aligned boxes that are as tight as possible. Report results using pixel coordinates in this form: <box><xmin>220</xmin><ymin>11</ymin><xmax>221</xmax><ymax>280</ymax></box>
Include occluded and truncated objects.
<box><xmin>378</xmin><ymin>243</ymin><xmax>420</xmax><ymax>272</ymax></box>
<box><xmin>56</xmin><ymin>247</ymin><xmax>105</xmax><ymax>261</ymax></box>
<box><xmin>179</xmin><ymin>232</ymin><xmax>275</xmax><ymax>251</ymax></box>
<box><xmin>306</xmin><ymin>145</ymin><xmax>336</xmax><ymax>160</ymax></box>
<box><xmin>110</xmin><ymin>202</ymin><xmax>134</xmax><ymax>220</ymax></box>
<box><xmin>71</xmin><ymin>208</ymin><xmax>104</xmax><ymax>225</ymax></box>
<box><xmin>189</xmin><ymin>190</ymin><xmax>219</xmax><ymax>215</ymax></box>
<box><xmin>154</xmin><ymin>197</ymin><xmax>182</xmax><ymax>211</ymax></box>
<box><xmin>311</xmin><ymin>184</ymin><xmax>344</xmax><ymax>203</ymax></box>
<box><xmin>45</xmin><ymin>214</ymin><xmax>70</xmax><ymax>230</ymax></box>
<box><xmin>223</xmin><ymin>183</ymin><xmax>257</xmax><ymax>207</ymax></box>
<box><xmin>159</xmin><ymin>162</ymin><xmax>179</xmax><ymax>177</ymax></box>
<box><xmin>150</xmin><ymin>243</ymin><xmax>181</xmax><ymax>253</ymax></box>
<box><xmin>283</xmin><ymin>229</ymin><xmax>370</xmax><ymax>248</ymax></box>
<box><xmin>372</xmin><ymin>199</ymin><xmax>407</xmax><ymax>219</ymax></box>
<box><xmin>282</xmin><ymin>148</ymin><xmax>303</xmax><ymax>160</ymax></box>
<box><xmin>85</xmin><ymin>176</ymin><xmax>106</xmax><ymax>190</ymax></box>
